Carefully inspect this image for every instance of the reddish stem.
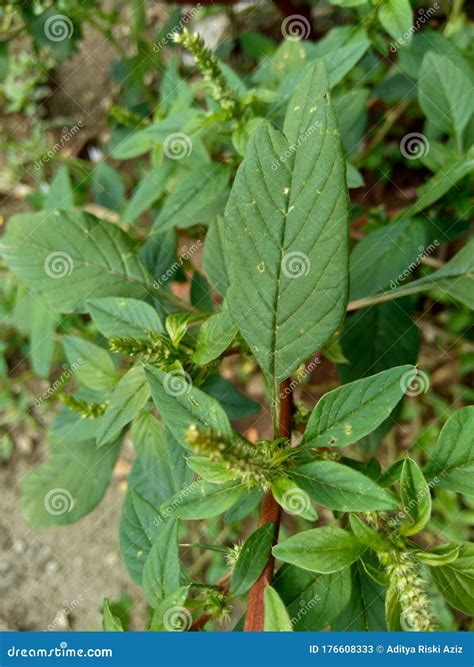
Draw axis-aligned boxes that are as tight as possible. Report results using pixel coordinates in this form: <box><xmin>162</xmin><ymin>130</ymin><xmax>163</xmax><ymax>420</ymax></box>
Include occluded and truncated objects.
<box><xmin>243</xmin><ymin>378</ymin><xmax>293</xmax><ymax>631</ymax></box>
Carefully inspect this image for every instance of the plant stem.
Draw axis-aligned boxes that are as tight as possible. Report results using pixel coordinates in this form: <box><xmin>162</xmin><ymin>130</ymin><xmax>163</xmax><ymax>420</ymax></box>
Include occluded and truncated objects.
<box><xmin>243</xmin><ymin>378</ymin><xmax>293</xmax><ymax>631</ymax></box>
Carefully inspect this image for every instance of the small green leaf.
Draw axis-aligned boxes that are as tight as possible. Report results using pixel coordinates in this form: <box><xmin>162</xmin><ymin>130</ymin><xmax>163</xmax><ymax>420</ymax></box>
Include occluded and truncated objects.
<box><xmin>416</xmin><ymin>543</ymin><xmax>460</xmax><ymax>567</ymax></box>
<box><xmin>289</xmin><ymin>461</ymin><xmax>398</xmax><ymax>511</ymax></box>
<box><xmin>119</xmin><ymin>491</ymin><xmax>162</xmax><ymax>585</ymax></box>
<box><xmin>187</xmin><ymin>456</ymin><xmax>237</xmax><ymax>484</ymax></box>
<box><xmin>264</xmin><ymin>586</ymin><xmax>292</xmax><ymax>631</ymax></box>
<box><xmin>149</xmin><ymin>586</ymin><xmax>190</xmax><ymax>631</ymax></box>
<box><xmin>399</xmin><ymin>458</ymin><xmax>431</xmax><ymax>536</ymax></box>
<box><xmin>142</xmin><ymin>520</ymin><xmax>181</xmax><ymax>608</ymax></box>
<box><xmin>102</xmin><ymin>598</ymin><xmax>124</xmax><ymax>631</ymax></box>
<box><xmin>87</xmin><ymin>297</ymin><xmax>163</xmax><ymax>339</ymax></box>
<box><xmin>63</xmin><ymin>335</ymin><xmax>118</xmax><ymax>391</ymax></box>
<box><xmin>332</xmin><ymin>562</ymin><xmax>386</xmax><ymax>631</ymax></box>
<box><xmin>424</xmin><ymin>406</ymin><xmax>474</xmax><ymax>496</ymax></box>
<box><xmin>91</xmin><ymin>163</ymin><xmax>124</xmax><ymax>212</ymax></box>
<box><xmin>430</xmin><ymin>542</ymin><xmax>474</xmax><ymax>615</ymax></box>
<box><xmin>378</xmin><ymin>0</ymin><xmax>413</xmax><ymax>44</ymax></box>
<box><xmin>193</xmin><ymin>309</ymin><xmax>237</xmax><ymax>366</ymax></box>
<box><xmin>349</xmin><ymin>515</ymin><xmax>391</xmax><ymax>551</ymax></box>
<box><xmin>97</xmin><ymin>365</ymin><xmax>150</xmax><ymax>446</ymax></box>
<box><xmin>271</xmin><ymin>477</ymin><xmax>318</xmax><ymax>521</ymax></box>
<box><xmin>122</xmin><ymin>166</ymin><xmax>172</xmax><ymax>225</ymax></box>
<box><xmin>230</xmin><ymin>522</ymin><xmax>275</xmax><ymax>597</ymax></box>
<box><xmin>160</xmin><ymin>481</ymin><xmax>246</xmax><ymax>520</ymax></box>
<box><xmin>273</xmin><ymin>527</ymin><xmax>366</xmax><ymax>574</ymax></box>
<box><xmin>302</xmin><ymin>365</ymin><xmax>413</xmax><ymax>448</ymax></box>
<box><xmin>145</xmin><ymin>365</ymin><xmax>234</xmax><ymax>446</ymax></box>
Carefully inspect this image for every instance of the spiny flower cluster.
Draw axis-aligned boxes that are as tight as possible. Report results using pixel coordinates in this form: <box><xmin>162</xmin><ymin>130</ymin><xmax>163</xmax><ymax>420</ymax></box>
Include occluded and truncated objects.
<box><xmin>108</xmin><ymin>332</ymin><xmax>175</xmax><ymax>363</ymax></box>
<box><xmin>60</xmin><ymin>394</ymin><xmax>108</xmax><ymax>419</ymax></box>
<box><xmin>200</xmin><ymin>589</ymin><xmax>231</xmax><ymax>623</ymax></box>
<box><xmin>186</xmin><ymin>425</ymin><xmax>287</xmax><ymax>489</ymax></box>
<box><xmin>173</xmin><ymin>29</ymin><xmax>239</xmax><ymax>116</ymax></box>
<box><xmin>379</xmin><ymin>550</ymin><xmax>434</xmax><ymax>631</ymax></box>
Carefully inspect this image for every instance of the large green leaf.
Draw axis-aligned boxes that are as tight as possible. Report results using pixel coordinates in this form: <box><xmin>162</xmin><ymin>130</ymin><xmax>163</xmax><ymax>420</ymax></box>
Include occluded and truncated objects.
<box><xmin>289</xmin><ymin>461</ymin><xmax>398</xmax><ymax>511</ymax></box>
<box><xmin>274</xmin><ymin>564</ymin><xmax>351</xmax><ymax>631</ymax></box>
<box><xmin>22</xmin><ymin>438</ymin><xmax>120</xmax><ymax>527</ymax></box>
<box><xmin>226</xmin><ymin>62</ymin><xmax>349</xmax><ymax>390</ymax></box>
<box><xmin>263</xmin><ymin>586</ymin><xmax>292</xmax><ymax>631</ymax></box>
<box><xmin>0</xmin><ymin>210</ymin><xmax>152</xmax><ymax>313</ymax></box>
<box><xmin>419</xmin><ymin>52</ymin><xmax>472</xmax><ymax>146</ymax></box>
<box><xmin>230</xmin><ymin>522</ymin><xmax>275</xmax><ymax>597</ymax></box>
<box><xmin>430</xmin><ymin>542</ymin><xmax>474</xmax><ymax>615</ymax></box>
<box><xmin>86</xmin><ymin>296</ymin><xmax>163</xmax><ymax>339</ymax></box>
<box><xmin>119</xmin><ymin>491</ymin><xmax>162</xmax><ymax>585</ymax></box>
<box><xmin>144</xmin><ymin>365</ymin><xmax>234</xmax><ymax>445</ymax></box>
<box><xmin>273</xmin><ymin>527</ymin><xmax>365</xmax><ymax>574</ymax></box>
<box><xmin>97</xmin><ymin>365</ymin><xmax>150</xmax><ymax>446</ymax></box>
<box><xmin>424</xmin><ymin>406</ymin><xmax>474</xmax><ymax>495</ymax></box>
<box><xmin>302</xmin><ymin>365</ymin><xmax>413</xmax><ymax>448</ymax></box>
<box><xmin>142</xmin><ymin>519</ymin><xmax>181</xmax><ymax>608</ymax></box>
